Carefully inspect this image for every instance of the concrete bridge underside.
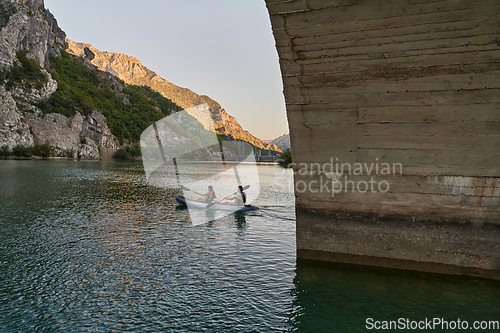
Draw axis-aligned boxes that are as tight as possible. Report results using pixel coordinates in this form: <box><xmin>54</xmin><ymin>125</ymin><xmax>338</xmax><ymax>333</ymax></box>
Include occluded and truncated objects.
<box><xmin>265</xmin><ymin>0</ymin><xmax>500</xmax><ymax>279</ymax></box>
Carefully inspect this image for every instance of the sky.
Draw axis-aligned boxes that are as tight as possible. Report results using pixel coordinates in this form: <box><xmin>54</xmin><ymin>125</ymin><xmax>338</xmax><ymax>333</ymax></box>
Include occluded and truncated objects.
<box><xmin>43</xmin><ymin>0</ymin><xmax>288</xmax><ymax>141</ymax></box>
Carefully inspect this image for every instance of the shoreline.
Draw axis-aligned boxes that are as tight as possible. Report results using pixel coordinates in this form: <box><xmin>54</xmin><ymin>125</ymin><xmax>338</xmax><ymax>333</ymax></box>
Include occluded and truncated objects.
<box><xmin>0</xmin><ymin>156</ymin><xmax>279</xmax><ymax>165</ymax></box>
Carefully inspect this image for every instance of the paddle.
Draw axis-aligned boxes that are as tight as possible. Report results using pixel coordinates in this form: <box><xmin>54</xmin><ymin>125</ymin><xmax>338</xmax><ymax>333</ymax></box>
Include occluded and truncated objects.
<box><xmin>180</xmin><ymin>185</ymin><xmax>193</xmax><ymax>192</ymax></box>
<box><xmin>182</xmin><ymin>184</ymin><xmax>219</xmax><ymax>198</ymax></box>
<box><xmin>180</xmin><ymin>185</ymin><xmax>205</xmax><ymax>197</ymax></box>
<box><xmin>206</xmin><ymin>185</ymin><xmax>250</xmax><ymax>209</ymax></box>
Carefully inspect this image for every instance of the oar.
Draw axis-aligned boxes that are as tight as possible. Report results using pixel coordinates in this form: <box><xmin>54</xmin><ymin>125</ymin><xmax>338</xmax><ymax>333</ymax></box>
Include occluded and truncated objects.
<box><xmin>180</xmin><ymin>185</ymin><xmax>193</xmax><ymax>192</ymax></box>
<box><xmin>180</xmin><ymin>185</ymin><xmax>203</xmax><ymax>197</ymax></box>
<box><xmin>206</xmin><ymin>185</ymin><xmax>250</xmax><ymax>209</ymax></box>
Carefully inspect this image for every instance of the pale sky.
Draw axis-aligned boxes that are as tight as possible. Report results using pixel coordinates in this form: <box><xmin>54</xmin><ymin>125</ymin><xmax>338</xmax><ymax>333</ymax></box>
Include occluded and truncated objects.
<box><xmin>43</xmin><ymin>0</ymin><xmax>288</xmax><ymax>140</ymax></box>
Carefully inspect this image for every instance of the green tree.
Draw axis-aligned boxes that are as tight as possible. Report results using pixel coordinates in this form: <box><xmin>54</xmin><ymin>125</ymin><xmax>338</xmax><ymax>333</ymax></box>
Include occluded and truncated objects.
<box><xmin>277</xmin><ymin>148</ymin><xmax>292</xmax><ymax>168</ymax></box>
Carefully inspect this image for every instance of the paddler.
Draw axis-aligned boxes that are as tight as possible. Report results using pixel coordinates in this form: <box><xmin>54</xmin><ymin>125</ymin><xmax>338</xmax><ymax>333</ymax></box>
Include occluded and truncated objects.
<box><xmin>196</xmin><ymin>185</ymin><xmax>216</xmax><ymax>203</ymax></box>
<box><xmin>225</xmin><ymin>185</ymin><xmax>247</xmax><ymax>206</ymax></box>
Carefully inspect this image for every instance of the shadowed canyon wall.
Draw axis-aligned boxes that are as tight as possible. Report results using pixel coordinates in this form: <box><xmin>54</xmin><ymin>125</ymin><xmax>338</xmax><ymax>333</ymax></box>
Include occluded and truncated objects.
<box><xmin>265</xmin><ymin>0</ymin><xmax>500</xmax><ymax>279</ymax></box>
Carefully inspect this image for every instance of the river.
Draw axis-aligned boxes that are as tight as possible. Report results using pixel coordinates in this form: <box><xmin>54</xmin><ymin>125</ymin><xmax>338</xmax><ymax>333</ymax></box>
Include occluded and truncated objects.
<box><xmin>0</xmin><ymin>160</ymin><xmax>498</xmax><ymax>332</ymax></box>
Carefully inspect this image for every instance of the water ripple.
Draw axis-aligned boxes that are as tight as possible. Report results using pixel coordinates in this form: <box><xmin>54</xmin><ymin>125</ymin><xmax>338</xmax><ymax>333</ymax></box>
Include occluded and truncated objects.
<box><xmin>2</xmin><ymin>161</ymin><xmax>499</xmax><ymax>332</ymax></box>
<box><xmin>0</xmin><ymin>161</ymin><xmax>296</xmax><ymax>332</ymax></box>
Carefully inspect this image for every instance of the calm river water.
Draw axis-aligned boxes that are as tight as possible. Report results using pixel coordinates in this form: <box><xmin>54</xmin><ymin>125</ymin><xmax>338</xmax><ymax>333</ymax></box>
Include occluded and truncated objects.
<box><xmin>0</xmin><ymin>160</ymin><xmax>499</xmax><ymax>332</ymax></box>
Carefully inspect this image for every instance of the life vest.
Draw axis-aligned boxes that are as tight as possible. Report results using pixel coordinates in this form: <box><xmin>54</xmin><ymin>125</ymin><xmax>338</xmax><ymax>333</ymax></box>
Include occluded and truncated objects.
<box><xmin>235</xmin><ymin>192</ymin><xmax>246</xmax><ymax>205</ymax></box>
<box><xmin>205</xmin><ymin>190</ymin><xmax>215</xmax><ymax>202</ymax></box>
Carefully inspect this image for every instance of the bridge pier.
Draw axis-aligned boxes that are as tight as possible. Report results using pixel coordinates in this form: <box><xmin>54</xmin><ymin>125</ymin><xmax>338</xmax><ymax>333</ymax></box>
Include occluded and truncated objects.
<box><xmin>265</xmin><ymin>0</ymin><xmax>500</xmax><ymax>279</ymax></box>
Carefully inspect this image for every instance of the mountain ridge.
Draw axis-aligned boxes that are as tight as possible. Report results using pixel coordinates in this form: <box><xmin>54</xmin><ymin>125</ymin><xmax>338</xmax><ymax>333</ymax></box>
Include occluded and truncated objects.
<box><xmin>271</xmin><ymin>133</ymin><xmax>290</xmax><ymax>151</ymax></box>
<box><xmin>66</xmin><ymin>39</ymin><xmax>281</xmax><ymax>153</ymax></box>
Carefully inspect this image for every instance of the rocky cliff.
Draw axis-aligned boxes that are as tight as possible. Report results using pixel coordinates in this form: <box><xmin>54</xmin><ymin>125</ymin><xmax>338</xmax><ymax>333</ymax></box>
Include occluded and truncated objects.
<box><xmin>0</xmin><ymin>0</ymin><xmax>117</xmax><ymax>159</ymax></box>
<box><xmin>0</xmin><ymin>0</ymin><xmax>65</xmax><ymax>68</ymax></box>
<box><xmin>66</xmin><ymin>39</ymin><xmax>281</xmax><ymax>153</ymax></box>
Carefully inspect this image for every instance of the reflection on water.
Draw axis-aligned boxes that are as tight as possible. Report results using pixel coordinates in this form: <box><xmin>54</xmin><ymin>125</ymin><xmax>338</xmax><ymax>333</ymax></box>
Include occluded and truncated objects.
<box><xmin>0</xmin><ymin>160</ymin><xmax>498</xmax><ymax>332</ymax></box>
<box><xmin>290</xmin><ymin>260</ymin><xmax>500</xmax><ymax>333</ymax></box>
<box><xmin>233</xmin><ymin>211</ymin><xmax>247</xmax><ymax>231</ymax></box>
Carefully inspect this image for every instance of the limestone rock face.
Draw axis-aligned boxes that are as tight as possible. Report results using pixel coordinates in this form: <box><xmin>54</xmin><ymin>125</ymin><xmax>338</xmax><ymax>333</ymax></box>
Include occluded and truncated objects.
<box><xmin>0</xmin><ymin>85</ymin><xmax>34</xmax><ymax>148</ymax></box>
<box><xmin>24</xmin><ymin>110</ymin><xmax>117</xmax><ymax>159</ymax></box>
<box><xmin>0</xmin><ymin>0</ymin><xmax>65</xmax><ymax>68</ymax></box>
<box><xmin>0</xmin><ymin>6</ymin><xmax>48</xmax><ymax>67</ymax></box>
<box><xmin>17</xmin><ymin>0</ymin><xmax>43</xmax><ymax>12</ymax></box>
<box><xmin>25</xmin><ymin>112</ymin><xmax>79</xmax><ymax>151</ymax></box>
<box><xmin>80</xmin><ymin>111</ymin><xmax>118</xmax><ymax>149</ymax></box>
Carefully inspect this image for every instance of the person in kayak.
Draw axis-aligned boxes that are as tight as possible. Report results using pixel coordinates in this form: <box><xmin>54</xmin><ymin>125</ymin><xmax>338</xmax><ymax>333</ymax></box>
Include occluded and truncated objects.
<box><xmin>196</xmin><ymin>185</ymin><xmax>216</xmax><ymax>203</ymax></box>
<box><xmin>225</xmin><ymin>185</ymin><xmax>246</xmax><ymax>206</ymax></box>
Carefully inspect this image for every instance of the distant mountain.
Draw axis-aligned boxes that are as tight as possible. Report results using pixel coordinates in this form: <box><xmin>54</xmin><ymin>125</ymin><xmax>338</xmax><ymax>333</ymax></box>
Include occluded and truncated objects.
<box><xmin>66</xmin><ymin>39</ymin><xmax>281</xmax><ymax>153</ymax></box>
<box><xmin>271</xmin><ymin>133</ymin><xmax>290</xmax><ymax>151</ymax></box>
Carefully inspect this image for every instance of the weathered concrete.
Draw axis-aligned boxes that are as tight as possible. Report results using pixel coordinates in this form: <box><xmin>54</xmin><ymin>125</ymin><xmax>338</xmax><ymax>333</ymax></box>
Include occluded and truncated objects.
<box><xmin>266</xmin><ymin>0</ymin><xmax>500</xmax><ymax>279</ymax></box>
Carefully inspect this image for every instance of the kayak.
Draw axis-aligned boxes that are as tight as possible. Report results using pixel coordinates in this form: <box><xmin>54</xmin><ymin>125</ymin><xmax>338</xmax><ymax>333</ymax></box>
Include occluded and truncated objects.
<box><xmin>175</xmin><ymin>195</ymin><xmax>258</xmax><ymax>211</ymax></box>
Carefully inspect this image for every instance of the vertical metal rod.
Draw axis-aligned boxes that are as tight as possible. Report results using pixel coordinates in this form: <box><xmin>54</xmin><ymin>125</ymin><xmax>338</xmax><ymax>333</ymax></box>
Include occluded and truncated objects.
<box><xmin>172</xmin><ymin>157</ymin><xmax>181</xmax><ymax>185</ymax></box>
<box><xmin>153</xmin><ymin>123</ymin><xmax>181</xmax><ymax>186</ymax></box>
<box><xmin>220</xmin><ymin>140</ymin><xmax>241</xmax><ymax>186</ymax></box>
<box><xmin>152</xmin><ymin>123</ymin><xmax>167</xmax><ymax>165</ymax></box>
